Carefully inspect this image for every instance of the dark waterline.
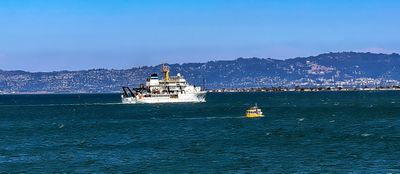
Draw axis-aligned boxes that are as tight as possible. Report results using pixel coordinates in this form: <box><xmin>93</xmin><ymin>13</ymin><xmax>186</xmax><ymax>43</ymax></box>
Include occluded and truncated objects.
<box><xmin>1</xmin><ymin>91</ymin><xmax>399</xmax><ymax>173</ymax></box>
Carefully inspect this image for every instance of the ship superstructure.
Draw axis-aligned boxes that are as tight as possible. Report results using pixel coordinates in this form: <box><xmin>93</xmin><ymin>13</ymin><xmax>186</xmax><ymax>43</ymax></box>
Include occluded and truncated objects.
<box><xmin>122</xmin><ymin>64</ymin><xmax>206</xmax><ymax>103</ymax></box>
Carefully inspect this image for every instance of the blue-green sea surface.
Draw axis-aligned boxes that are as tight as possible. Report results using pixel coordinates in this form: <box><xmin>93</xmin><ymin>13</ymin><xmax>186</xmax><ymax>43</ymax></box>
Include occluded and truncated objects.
<box><xmin>0</xmin><ymin>91</ymin><xmax>399</xmax><ymax>173</ymax></box>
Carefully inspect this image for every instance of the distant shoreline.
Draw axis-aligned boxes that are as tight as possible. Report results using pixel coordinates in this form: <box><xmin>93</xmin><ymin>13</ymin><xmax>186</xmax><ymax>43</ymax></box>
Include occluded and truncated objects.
<box><xmin>1</xmin><ymin>86</ymin><xmax>400</xmax><ymax>95</ymax></box>
<box><xmin>2</xmin><ymin>52</ymin><xmax>400</xmax><ymax>95</ymax></box>
<box><xmin>208</xmin><ymin>86</ymin><xmax>400</xmax><ymax>93</ymax></box>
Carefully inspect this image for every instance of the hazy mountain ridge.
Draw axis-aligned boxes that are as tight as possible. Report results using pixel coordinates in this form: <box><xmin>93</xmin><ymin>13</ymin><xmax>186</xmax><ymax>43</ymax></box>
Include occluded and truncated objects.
<box><xmin>1</xmin><ymin>52</ymin><xmax>400</xmax><ymax>93</ymax></box>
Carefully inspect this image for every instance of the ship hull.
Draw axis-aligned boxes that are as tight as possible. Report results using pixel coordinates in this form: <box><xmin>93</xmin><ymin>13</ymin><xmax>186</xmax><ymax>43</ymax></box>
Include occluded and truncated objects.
<box><xmin>122</xmin><ymin>92</ymin><xmax>206</xmax><ymax>104</ymax></box>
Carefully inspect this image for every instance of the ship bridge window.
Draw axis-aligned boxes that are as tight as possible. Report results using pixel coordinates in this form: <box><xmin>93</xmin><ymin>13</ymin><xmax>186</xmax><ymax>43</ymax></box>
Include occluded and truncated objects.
<box><xmin>150</xmin><ymin>73</ymin><xmax>159</xmax><ymax>79</ymax></box>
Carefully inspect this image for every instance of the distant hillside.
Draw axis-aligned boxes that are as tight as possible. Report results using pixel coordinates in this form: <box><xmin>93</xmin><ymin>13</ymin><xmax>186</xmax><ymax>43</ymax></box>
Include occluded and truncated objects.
<box><xmin>1</xmin><ymin>52</ymin><xmax>400</xmax><ymax>93</ymax></box>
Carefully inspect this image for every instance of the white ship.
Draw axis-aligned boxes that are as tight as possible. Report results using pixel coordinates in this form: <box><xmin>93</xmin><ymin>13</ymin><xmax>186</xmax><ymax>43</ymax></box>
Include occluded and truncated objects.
<box><xmin>121</xmin><ymin>64</ymin><xmax>206</xmax><ymax>104</ymax></box>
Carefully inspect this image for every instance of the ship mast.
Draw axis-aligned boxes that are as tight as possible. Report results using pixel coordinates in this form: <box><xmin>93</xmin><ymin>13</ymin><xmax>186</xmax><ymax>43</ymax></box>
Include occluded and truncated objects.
<box><xmin>162</xmin><ymin>64</ymin><xmax>170</xmax><ymax>81</ymax></box>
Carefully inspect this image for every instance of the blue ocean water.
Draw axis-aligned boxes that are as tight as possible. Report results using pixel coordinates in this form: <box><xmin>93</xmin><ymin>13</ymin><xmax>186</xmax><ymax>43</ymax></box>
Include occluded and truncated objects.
<box><xmin>0</xmin><ymin>91</ymin><xmax>399</xmax><ymax>173</ymax></box>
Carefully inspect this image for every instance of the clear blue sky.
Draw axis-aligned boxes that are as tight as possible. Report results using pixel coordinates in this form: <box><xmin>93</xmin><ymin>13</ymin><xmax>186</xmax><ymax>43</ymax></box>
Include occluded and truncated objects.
<box><xmin>0</xmin><ymin>0</ymin><xmax>399</xmax><ymax>71</ymax></box>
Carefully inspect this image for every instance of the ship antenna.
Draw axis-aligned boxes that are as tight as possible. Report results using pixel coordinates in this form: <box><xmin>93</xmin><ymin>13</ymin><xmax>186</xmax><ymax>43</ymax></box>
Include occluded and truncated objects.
<box><xmin>202</xmin><ymin>78</ymin><xmax>206</xmax><ymax>91</ymax></box>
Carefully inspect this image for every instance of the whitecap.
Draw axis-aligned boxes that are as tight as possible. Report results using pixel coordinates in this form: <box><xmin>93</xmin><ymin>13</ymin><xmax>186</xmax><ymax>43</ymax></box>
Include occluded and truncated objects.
<box><xmin>361</xmin><ymin>133</ymin><xmax>372</xmax><ymax>137</ymax></box>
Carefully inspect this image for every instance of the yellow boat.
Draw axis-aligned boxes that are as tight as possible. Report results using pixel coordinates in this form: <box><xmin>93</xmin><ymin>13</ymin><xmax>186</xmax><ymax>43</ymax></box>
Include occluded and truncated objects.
<box><xmin>245</xmin><ymin>104</ymin><xmax>264</xmax><ymax>118</ymax></box>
